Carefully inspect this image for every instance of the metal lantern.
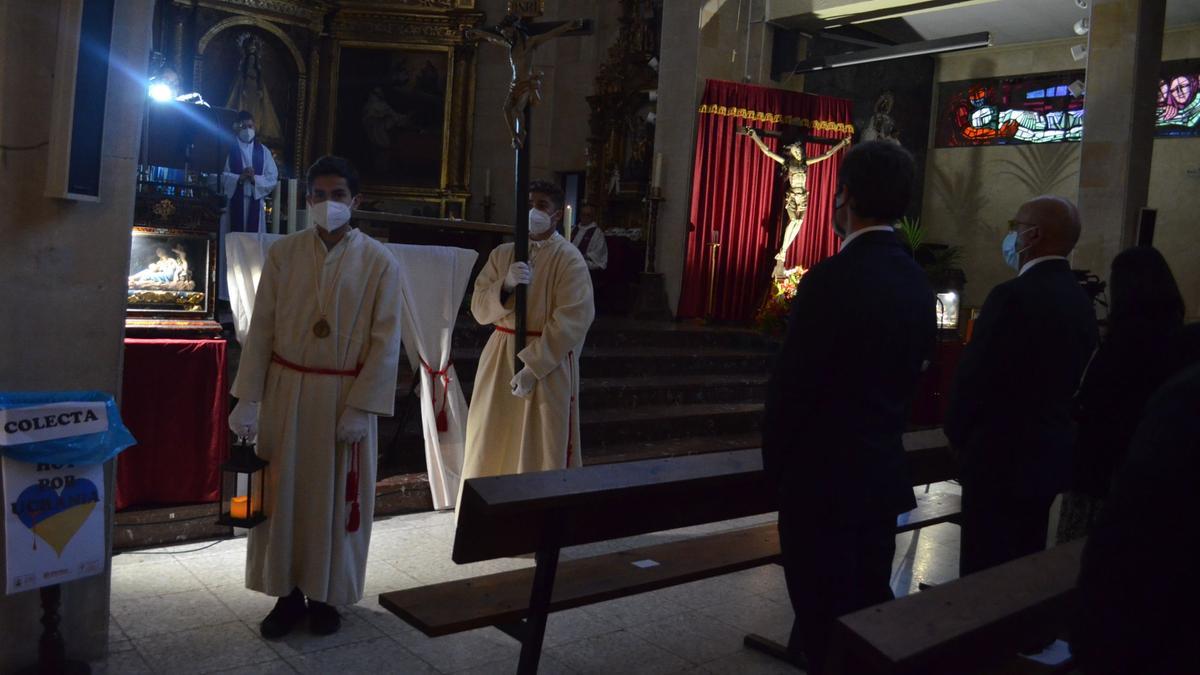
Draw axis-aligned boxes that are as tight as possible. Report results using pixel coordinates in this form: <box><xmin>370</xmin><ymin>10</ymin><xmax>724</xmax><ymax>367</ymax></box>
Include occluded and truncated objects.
<box><xmin>216</xmin><ymin>439</ymin><xmax>268</xmax><ymax>527</ymax></box>
<box><xmin>936</xmin><ymin>290</ymin><xmax>961</xmax><ymax>331</ymax></box>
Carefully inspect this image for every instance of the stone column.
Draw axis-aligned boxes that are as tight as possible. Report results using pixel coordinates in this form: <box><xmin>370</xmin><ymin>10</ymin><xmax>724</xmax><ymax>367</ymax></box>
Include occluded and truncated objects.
<box><xmin>0</xmin><ymin>0</ymin><xmax>155</xmax><ymax>667</ymax></box>
<box><xmin>1075</xmin><ymin>0</ymin><xmax>1166</xmax><ymax>273</ymax></box>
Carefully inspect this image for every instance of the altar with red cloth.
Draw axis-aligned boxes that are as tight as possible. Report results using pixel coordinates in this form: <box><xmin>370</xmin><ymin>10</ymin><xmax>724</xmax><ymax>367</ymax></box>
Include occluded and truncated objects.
<box><xmin>117</xmin><ymin>338</ymin><xmax>229</xmax><ymax>510</ymax></box>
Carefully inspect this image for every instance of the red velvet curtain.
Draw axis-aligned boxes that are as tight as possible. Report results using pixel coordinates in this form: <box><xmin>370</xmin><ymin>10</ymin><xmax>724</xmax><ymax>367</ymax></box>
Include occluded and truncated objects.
<box><xmin>117</xmin><ymin>338</ymin><xmax>229</xmax><ymax>510</ymax></box>
<box><xmin>678</xmin><ymin>81</ymin><xmax>853</xmax><ymax>321</ymax></box>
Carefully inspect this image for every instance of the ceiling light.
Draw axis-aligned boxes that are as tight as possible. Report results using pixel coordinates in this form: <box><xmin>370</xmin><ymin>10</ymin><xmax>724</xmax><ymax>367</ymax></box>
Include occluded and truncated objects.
<box><xmin>792</xmin><ymin>32</ymin><xmax>991</xmax><ymax>74</ymax></box>
<box><xmin>1071</xmin><ymin>44</ymin><xmax>1088</xmax><ymax>62</ymax></box>
<box><xmin>1074</xmin><ymin>0</ymin><xmax>1089</xmax><ymax>9</ymax></box>
<box><xmin>1074</xmin><ymin>18</ymin><xmax>1090</xmax><ymax>36</ymax></box>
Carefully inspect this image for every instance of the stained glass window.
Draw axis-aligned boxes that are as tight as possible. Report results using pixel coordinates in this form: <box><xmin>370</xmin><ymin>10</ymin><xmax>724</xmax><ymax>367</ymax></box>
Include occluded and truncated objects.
<box><xmin>934</xmin><ymin>59</ymin><xmax>1200</xmax><ymax>147</ymax></box>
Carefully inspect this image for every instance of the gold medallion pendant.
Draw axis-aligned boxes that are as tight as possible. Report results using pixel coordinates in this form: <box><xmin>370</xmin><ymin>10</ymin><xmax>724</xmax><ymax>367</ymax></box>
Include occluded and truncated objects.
<box><xmin>313</xmin><ymin>318</ymin><xmax>331</xmax><ymax>338</ymax></box>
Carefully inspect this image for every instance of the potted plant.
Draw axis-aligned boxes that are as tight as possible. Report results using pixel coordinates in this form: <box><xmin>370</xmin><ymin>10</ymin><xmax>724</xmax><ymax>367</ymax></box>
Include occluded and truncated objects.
<box><xmin>896</xmin><ymin>217</ymin><xmax>966</xmax><ymax>332</ymax></box>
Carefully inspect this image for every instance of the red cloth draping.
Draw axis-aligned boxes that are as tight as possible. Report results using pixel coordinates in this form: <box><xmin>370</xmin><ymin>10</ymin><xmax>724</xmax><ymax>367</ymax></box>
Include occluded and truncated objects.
<box><xmin>910</xmin><ymin>339</ymin><xmax>965</xmax><ymax>426</ymax></box>
<box><xmin>117</xmin><ymin>338</ymin><xmax>229</xmax><ymax>510</ymax></box>
<box><xmin>678</xmin><ymin>80</ymin><xmax>853</xmax><ymax>321</ymax></box>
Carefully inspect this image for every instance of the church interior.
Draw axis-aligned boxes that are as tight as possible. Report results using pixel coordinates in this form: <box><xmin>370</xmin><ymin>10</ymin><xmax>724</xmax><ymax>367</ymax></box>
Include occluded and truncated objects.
<box><xmin>2</xmin><ymin>0</ymin><xmax>1199</xmax><ymax>673</ymax></box>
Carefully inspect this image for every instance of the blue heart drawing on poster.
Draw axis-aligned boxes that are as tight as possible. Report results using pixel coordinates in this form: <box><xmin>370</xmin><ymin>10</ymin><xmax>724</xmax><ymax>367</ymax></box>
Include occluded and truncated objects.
<box><xmin>12</xmin><ymin>479</ymin><xmax>100</xmax><ymax>555</ymax></box>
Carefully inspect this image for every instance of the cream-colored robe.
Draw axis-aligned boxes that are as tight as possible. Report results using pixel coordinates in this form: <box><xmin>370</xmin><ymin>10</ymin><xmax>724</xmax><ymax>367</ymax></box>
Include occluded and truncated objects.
<box><xmin>231</xmin><ymin>228</ymin><xmax>402</xmax><ymax>605</ymax></box>
<box><xmin>463</xmin><ymin>233</ymin><xmax>595</xmax><ymax>481</ymax></box>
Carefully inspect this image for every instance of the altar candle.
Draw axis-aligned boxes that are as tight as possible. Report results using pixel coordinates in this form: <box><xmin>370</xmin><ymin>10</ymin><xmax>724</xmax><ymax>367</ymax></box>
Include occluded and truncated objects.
<box><xmin>230</xmin><ymin>495</ymin><xmax>249</xmax><ymax>520</ymax></box>
<box><xmin>484</xmin><ymin>169</ymin><xmax>492</xmax><ymax>198</ymax></box>
<box><xmin>271</xmin><ymin>182</ymin><xmax>282</xmax><ymax>233</ymax></box>
<box><xmin>287</xmin><ymin>178</ymin><xmax>298</xmax><ymax>233</ymax></box>
<box><xmin>564</xmin><ymin>205</ymin><xmax>574</xmax><ymax>242</ymax></box>
<box><xmin>651</xmin><ymin>152</ymin><xmax>664</xmax><ymax>191</ymax></box>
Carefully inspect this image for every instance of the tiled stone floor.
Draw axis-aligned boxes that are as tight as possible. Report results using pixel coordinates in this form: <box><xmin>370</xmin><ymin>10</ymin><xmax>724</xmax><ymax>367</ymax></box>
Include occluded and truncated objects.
<box><xmin>98</xmin><ymin>483</ymin><xmax>962</xmax><ymax>674</ymax></box>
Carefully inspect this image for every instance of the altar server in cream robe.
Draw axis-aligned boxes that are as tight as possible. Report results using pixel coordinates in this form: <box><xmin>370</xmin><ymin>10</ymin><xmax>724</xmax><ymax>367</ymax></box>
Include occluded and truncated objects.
<box><xmin>219</xmin><ymin>110</ymin><xmax>278</xmax><ymax>300</ymax></box>
<box><xmin>463</xmin><ymin>180</ymin><xmax>595</xmax><ymax>482</ymax></box>
<box><xmin>227</xmin><ymin>156</ymin><xmax>401</xmax><ymax>640</ymax></box>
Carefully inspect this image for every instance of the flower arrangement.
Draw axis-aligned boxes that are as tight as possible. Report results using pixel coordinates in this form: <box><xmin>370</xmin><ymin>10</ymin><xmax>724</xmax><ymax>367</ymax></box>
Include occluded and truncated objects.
<box><xmin>754</xmin><ymin>266</ymin><xmax>806</xmax><ymax>336</ymax></box>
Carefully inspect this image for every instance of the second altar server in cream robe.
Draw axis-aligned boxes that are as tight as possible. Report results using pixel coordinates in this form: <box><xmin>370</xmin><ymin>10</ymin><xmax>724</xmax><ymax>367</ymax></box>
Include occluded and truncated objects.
<box><xmin>463</xmin><ymin>180</ymin><xmax>595</xmax><ymax>481</ymax></box>
<box><xmin>228</xmin><ymin>156</ymin><xmax>402</xmax><ymax>640</ymax></box>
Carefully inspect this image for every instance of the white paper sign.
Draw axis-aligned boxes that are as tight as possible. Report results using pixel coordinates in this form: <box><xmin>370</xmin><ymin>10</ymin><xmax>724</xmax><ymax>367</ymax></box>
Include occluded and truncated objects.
<box><xmin>0</xmin><ymin>402</ymin><xmax>108</xmax><ymax>446</ymax></box>
<box><xmin>3</xmin><ymin>458</ymin><xmax>105</xmax><ymax>594</ymax></box>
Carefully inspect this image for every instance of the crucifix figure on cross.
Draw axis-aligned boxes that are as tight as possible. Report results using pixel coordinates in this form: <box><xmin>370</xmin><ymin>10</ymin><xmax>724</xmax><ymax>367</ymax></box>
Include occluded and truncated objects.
<box><xmin>466</xmin><ymin>14</ymin><xmax>585</xmax><ymax>149</ymax></box>
<box><xmin>465</xmin><ymin>1</ymin><xmax>590</xmax><ymax>368</ymax></box>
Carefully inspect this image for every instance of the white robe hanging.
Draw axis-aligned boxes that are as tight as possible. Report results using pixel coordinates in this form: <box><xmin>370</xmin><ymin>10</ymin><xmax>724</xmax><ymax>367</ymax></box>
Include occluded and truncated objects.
<box><xmin>231</xmin><ymin>228</ymin><xmax>401</xmax><ymax>605</ymax></box>
<box><xmin>227</xmin><ymin>233</ymin><xmax>478</xmax><ymax>512</ymax></box>
<box><xmin>463</xmin><ymin>234</ymin><xmax>595</xmax><ymax>481</ymax></box>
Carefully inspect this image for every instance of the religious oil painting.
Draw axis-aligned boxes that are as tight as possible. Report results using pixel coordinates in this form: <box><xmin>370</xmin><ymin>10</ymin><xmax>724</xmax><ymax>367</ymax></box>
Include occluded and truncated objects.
<box><xmin>199</xmin><ymin>28</ymin><xmax>301</xmax><ymax>174</ymax></box>
<box><xmin>334</xmin><ymin>46</ymin><xmax>450</xmax><ymax>190</ymax></box>
<box><xmin>127</xmin><ymin>227</ymin><xmax>215</xmax><ymax>318</ymax></box>
<box><xmin>935</xmin><ymin>59</ymin><xmax>1200</xmax><ymax>147</ymax></box>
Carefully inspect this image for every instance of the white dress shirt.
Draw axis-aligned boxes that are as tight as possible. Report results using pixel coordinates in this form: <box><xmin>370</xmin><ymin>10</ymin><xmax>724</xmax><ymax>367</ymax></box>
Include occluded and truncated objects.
<box><xmin>839</xmin><ymin>225</ymin><xmax>896</xmax><ymax>252</ymax></box>
<box><xmin>1019</xmin><ymin>255</ymin><xmax>1069</xmax><ymax>276</ymax></box>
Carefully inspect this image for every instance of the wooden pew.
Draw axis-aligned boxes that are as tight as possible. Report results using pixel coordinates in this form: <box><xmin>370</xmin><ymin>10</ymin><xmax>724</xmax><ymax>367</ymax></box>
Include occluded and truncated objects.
<box><xmin>380</xmin><ymin>429</ymin><xmax>957</xmax><ymax>674</ymax></box>
<box><xmin>826</xmin><ymin>539</ymin><xmax>1086</xmax><ymax>675</ymax></box>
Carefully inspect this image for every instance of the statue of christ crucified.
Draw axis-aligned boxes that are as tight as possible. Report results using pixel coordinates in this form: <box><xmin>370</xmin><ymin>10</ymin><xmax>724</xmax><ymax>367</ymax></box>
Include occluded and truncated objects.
<box><xmin>465</xmin><ymin>16</ymin><xmax>585</xmax><ymax>149</ymax></box>
<box><xmin>742</xmin><ymin>128</ymin><xmax>851</xmax><ymax>276</ymax></box>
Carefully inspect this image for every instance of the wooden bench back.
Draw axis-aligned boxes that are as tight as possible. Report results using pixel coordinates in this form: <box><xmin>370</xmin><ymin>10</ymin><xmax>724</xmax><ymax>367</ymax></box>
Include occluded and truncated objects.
<box><xmin>827</xmin><ymin>538</ymin><xmax>1085</xmax><ymax>675</ymax></box>
<box><xmin>453</xmin><ymin>429</ymin><xmax>953</xmax><ymax>564</ymax></box>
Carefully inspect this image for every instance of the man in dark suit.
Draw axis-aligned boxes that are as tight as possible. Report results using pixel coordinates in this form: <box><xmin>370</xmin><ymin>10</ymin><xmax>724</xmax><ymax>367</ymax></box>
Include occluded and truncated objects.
<box><xmin>762</xmin><ymin>141</ymin><xmax>936</xmax><ymax>674</ymax></box>
<box><xmin>946</xmin><ymin>196</ymin><xmax>1098</xmax><ymax>576</ymax></box>
<box><xmin>1070</xmin><ymin>362</ymin><xmax>1200</xmax><ymax>674</ymax></box>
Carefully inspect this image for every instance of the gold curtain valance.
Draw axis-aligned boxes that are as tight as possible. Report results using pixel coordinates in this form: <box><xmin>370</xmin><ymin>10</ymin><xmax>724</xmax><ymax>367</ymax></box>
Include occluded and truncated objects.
<box><xmin>697</xmin><ymin>104</ymin><xmax>855</xmax><ymax>135</ymax></box>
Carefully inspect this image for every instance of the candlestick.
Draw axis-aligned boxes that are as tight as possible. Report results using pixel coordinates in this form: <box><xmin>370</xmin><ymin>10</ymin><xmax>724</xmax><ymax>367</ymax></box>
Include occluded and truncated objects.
<box><xmin>271</xmin><ymin>182</ymin><xmax>282</xmax><ymax>234</ymax></box>
<box><xmin>286</xmin><ymin>178</ymin><xmax>298</xmax><ymax>234</ymax></box>
<box><xmin>651</xmin><ymin>152</ymin><xmax>664</xmax><ymax>191</ymax></box>
<box><xmin>484</xmin><ymin>169</ymin><xmax>492</xmax><ymax>198</ymax></box>
<box><xmin>230</xmin><ymin>495</ymin><xmax>248</xmax><ymax>520</ymax></box>
<box><xmin>564</xmin><ymin>205</ymin><xmax>574</xmax><ymax>242</ymax></box>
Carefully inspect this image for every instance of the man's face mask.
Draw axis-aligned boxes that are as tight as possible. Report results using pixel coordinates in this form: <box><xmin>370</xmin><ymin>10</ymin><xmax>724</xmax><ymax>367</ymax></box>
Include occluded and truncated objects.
<box><xmin>237</xmin><ymin>127</ymin><xmax>255</xmax><ymax>143</ymax></box>
<box><xmin>309</xmin><ymin>200</ymin><xmax>352</xmax><ymax>232</ymax></box>
<box><xmin>528</xmin><ymin>207</ymin><xmax>555</xmax><ymax>236</ymax></box>
<box><xmin>832</xmin><ymin>187</ymin><xmax>848</xmax><ymax>239</ymax></box>
<box><xmin>1002</xmin><ymin>222</ymin><xmax>1038</xmax><ymax>270</ymax></box>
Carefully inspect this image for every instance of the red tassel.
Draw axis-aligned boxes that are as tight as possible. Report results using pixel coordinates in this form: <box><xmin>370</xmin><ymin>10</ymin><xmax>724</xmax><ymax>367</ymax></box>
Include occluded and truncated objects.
<box><xmin>347</xmin><ymin>502</ymin><xmax>360</xmax><ymax>532</ymax></box>
<box><xmin>436</xmin><ymin>409</ymin><xmax>448</xmax><ymax>433</ymax></box>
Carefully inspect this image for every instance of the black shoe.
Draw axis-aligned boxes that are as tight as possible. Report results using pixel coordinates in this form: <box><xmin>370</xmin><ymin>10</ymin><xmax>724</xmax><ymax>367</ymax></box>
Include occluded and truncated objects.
<box><xmin>260</xmin><ymin>588</ymin><xmax>306</xmax><ymax>639</ymax></box>
<box><xmin>308</xmin><ymin>599</ymin><xmax>342</xmax><ymax>635</ymax></box>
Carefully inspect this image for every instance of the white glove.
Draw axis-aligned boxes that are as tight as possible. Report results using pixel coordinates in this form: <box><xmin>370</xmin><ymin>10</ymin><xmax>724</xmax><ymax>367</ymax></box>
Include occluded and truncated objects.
<box><xmin>228</xmin><ymin>400</ymin><xmax>260</xmax><ymax>440</ymax></box>
<box><xmin>503</xmin><ymin>262</ymin><xmax>533</xmax><ymax>292</ymax></box>
<box><xmin>337</xmin><ymin>407</ymin><xmax>370</xmax><ymax>445</ymax></box>
<box><xmin>510</xmin><ymin>367</ymin><xmax>538</xmax><ymax>399</ymax></box>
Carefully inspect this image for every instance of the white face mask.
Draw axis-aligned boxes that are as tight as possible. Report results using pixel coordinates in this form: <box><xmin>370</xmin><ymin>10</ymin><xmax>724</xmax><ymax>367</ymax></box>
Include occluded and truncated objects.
<box><xmin>309</xmin><ymin>200</ymin><xmax>352</xmax><ymax>232</ymax></box>
<box><xmin>237</xmin><ymin>128</ymin><xmax>255</xmax><ymax>143</ymax></box>
<box><xmin>528</xmin><ymin>208</ymin><xmax>555</xmax><ymax>236</ymax></box>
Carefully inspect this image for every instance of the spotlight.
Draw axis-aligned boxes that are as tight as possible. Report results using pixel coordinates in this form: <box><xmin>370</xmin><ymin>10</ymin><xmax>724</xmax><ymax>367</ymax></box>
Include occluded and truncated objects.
<box><xmin>1068</xmin><ymin>79</ymin><xmax>1086</xmax><ymax>97</ymax></box>
<box><xmin>148</xmin><ymin>81</ymin><xmax>176</xmax><ymax>103</ymax></box>
<box><xmin>1071</xmin><ymin>43</ymin><xmax>1088</xmax><ymax>62</ymax></box>
<box><xmin>1074</xmin><ymin>0</ymin><xmax>1088</xmax><ymax>8</ymax></box>
<box><xmin>1073</xmin><ymin>18</ymin><xmax>1089</xmax><ymax>36</ymax></box>
<box><xmin>648</xmin><ymin>57</ymin><xmax>659</xmax><ymax>71</ymax></box>
<box><xmin>648</xmin><ymin>89</ymin><xmax>658</xmax><ymax>102</ymax></box>
<box><xmin>645</xmin><ymin>111</ymin><xmax>657</xmax><ymax>125</ymax></box>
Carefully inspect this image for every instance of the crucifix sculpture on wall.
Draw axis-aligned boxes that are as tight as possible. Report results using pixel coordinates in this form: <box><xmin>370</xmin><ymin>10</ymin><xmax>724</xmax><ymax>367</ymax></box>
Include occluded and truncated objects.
<box><xmin>465</xmin><ymin>1</ymin><xmax>590</xmax><ymax>370</ymax></box>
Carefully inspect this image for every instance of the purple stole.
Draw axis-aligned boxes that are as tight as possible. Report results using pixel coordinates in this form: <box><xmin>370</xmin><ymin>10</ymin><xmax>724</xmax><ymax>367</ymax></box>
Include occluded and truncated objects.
<box><xmin>228</xmin><ymin>142</ymin><xmax>265</xmax><ymax>232</ymax></box>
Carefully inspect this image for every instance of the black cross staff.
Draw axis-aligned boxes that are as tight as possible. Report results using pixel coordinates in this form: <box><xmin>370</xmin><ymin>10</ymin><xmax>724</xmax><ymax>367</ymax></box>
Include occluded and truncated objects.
<box><xmin>466</xmin><ymin>11</ymin><xmax>592</xmax><ymax>369</ymax></box>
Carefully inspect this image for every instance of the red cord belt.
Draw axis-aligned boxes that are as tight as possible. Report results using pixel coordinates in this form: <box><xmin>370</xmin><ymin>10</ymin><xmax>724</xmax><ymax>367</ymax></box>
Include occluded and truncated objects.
<box><xmin>271</xmin><ymin>353</ymin><xmax>362</xmax><ymax>377</ymax></box>
<box><xmin>493</xmin><ymin>325</ymin><xmax>543</xmax><ymax>337</ymax></box>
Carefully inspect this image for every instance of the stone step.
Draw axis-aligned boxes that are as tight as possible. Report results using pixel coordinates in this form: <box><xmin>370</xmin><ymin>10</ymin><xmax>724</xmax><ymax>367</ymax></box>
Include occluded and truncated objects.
<box><xmin>447</xmin><ymin>347</ymin><xmax>774</xmax><ymax>381</ymax></box>
<box><xmin>445</xmin><ymin>373</ymin><xmax>769</xmax><ymax>410</ymax></box>
<box><xmin>582</xmin><ymin>432</ymin><xmax>762</xmax><ymax>464</ymax></box>
<box><xmin>581</xmin><ymin>402</ymin><xmax>763</xmax><ymax>449</ymax></box>
<box><xmin>453</xmin><ymin>319</ymin><xmax>778</xmax><ymax>352</ymax></box>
